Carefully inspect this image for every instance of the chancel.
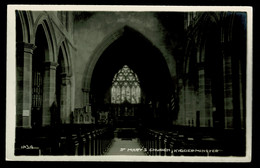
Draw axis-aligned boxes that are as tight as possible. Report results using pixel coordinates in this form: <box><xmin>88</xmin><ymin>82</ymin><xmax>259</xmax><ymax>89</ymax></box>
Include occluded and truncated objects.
<box><xmin>14</xmin><ymin>10</ymin><xmax>247</xmax><ymax>157</ymax></box>
<box><xmin>110</xmin><ymin>65</ymin><xmax>141</xmax><ymax>127</ymax></box>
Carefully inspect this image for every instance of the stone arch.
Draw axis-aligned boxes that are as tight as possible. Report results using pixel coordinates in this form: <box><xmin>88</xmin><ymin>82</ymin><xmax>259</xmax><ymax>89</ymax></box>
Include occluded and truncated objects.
<box><xmin>33</xmin><ymin>14</ymin><xmax>59</xmax><ymax>127</ymax></box>
<box><xmin>33</xmin><ymin>13</ymin><xmax>57</xmax><ymax>62</ymax></box>
<box><xmin>221</xmin><ymin>13</ymin><xmax>236</xmax><ymax>43</ymax></box>
<box><xmin>82</xmin><ymin>26</ymin><xmax>124</xmax><ymax>92</ymax></box>
<box><xmin>55</xmin><ymin>41</ymin><xmax>72</xmax><ymax>124</ymax></box>
<box><xmin>197</xmin><ymin>13</ymin><xmax>235</xmax><ymax>50</ymax></box>
<box><xmin>16</xmin><ymin>11</ymin><xmax>32</xmax><ymax>43</ymax></box>
<box><xmin>16</xmin><ymin>12</ymin><xmax>23</xmax><ymax>43</ymax></box>
<box><xmin>15</xmin><ymin>11</ymin><xmax>36</xmax><ymax>128</ymax></box>
<box><xmin>185</xmin><ymin>13</ymin><xmax>236</xmax><ymax>66</ymax></box>
<box><xmin>82</xmin><ymin>25</ymin><xmax>176</xmax><ymax>93</ymax></box>
<box><xmin>31</xmin><ymin>24</ymin><xmax>47</xmax><ymax>127</ymax></box>
<box><xmin>25</xmin><ymin>11</ymin><xmax>35</xmax><ymax>43</ymax></box>
<box><xmin>57</xmin><ymin>40</ymin><xmax>72</xmax><ymax>76</ymax></box>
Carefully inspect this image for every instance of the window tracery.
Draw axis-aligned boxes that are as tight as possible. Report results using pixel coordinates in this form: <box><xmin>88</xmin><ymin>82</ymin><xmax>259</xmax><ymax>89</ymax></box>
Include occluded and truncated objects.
<box><xmin>111</xmin><ymin>65</ymin><xmax>141</xmax><ymax>104</ymax></box>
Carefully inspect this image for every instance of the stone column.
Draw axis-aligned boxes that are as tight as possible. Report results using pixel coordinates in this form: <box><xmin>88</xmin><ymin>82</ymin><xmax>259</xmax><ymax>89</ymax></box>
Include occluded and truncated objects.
<box><xmin>183</xmin><ymin>83</ymin><xmax>196</xmax><ymax>127</ymax></box>
<box><xmin>42</xmin><ymin>61</ymin><xmax>58</xmax><ymax>126</ymax></box>
<box><xmin>177</xmin><ymin>79</ymin><xmax>185</xmax><ymax>126</ymax></box>
<box><xmin>60</xmin><ymin>73</ymin><xmax>71</xmax><ymax>124</ymax></box>
<box><xmin>177</xmin><ymin>78</ymin><xmax>197</xmax><ymax>126</ymax></box>
<box><xmin>198</xmin><ymin>65</ymin><xmax>206</xmax><ymax>127</ymax></box>
<box><xmin>195</xmin><ymin>44</ymin><xmax>213</xmax><ymax>127</ymax></box>
<box><xmin>205</xmin><ymin>78</ymin><xmax>213</xmax><ymax>127</ymax></box>
<box><xmin>222</xmin><ymin>43</ymin><xmax>234</xmax><ymax>129</ymax></box>
<box><xmin>197</xmin><ymin>64</ymin><xmax>213</xmax><ymax>127</ymax></box>
<box><xmin>82</xmin><ymin>89</ymin><xmax>90</xmax><ymax>106</ymax></box>
<box><xmin>82</xmin><ymin>89</ymin><xmax>90</xmax><ymax>107</ymax></box>
<box><xmin>16</xmin><ymin>42</ymin><xmax>36</xmax><ymax>128</ymax></box>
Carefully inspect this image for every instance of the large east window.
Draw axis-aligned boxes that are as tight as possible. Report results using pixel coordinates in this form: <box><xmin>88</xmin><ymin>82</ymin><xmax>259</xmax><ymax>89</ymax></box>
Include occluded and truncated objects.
<box><xmin>111</xmin><ymin>65</ymin><xmax>141</xmax><ymax>104</ymax></box>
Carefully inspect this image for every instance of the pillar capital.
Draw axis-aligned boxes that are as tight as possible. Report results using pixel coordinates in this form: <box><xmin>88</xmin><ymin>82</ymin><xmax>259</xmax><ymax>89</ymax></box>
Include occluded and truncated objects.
<box><xmin>60</xmin><ymin>72</ymin><xmax>71</xmax><ymax>78</ymax></box>
<box><xmin>16</xmin><ymin>42</ymin><xmax>37</xmax><ymax>54</ymax></box>
<box><xmin>44</xmin><ymin>61</ymin><xmax>59</xmax><ymax>70</ymax></box>
<box><xmin>60</xmin><ymin>73</ymin><xmax>71</xmax><ymax>85</ymax></box>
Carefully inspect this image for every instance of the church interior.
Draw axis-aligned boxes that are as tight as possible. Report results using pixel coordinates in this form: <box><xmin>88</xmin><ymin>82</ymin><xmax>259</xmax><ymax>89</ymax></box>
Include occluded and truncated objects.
<box><xmin>14</xmin><ymin>10</ymin><xmax>247</xmax><ymax>156</ymax></box>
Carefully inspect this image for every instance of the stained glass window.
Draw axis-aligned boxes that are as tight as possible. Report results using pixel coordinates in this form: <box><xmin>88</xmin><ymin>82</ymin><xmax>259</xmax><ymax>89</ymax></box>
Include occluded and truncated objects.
<box><xmin>111</xmin><ymin>65</ymin><xmax>141</xmax><ymax>104</ymax></box>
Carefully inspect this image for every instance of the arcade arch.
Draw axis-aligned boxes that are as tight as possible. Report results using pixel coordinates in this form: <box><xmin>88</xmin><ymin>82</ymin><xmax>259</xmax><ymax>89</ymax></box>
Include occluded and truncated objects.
<box><xmin>88</xmin><ymin>26</ymin><xmax>175</xmax><ymax>127</ymax></box>
<box><xmin>82</xmin><ymin>26</ymin><xmax>176</xmax><ymax>109</ymax></box>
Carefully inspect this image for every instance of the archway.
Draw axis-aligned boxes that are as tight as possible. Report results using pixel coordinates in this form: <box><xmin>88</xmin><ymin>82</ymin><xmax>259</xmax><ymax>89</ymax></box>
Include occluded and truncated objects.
<box><xmin>82</xmin><ymin>25</ymin><xmax>177</xmax><ymax>105</ymax></box>
<box><xmin>16</xmin><ymin>11</ymin><xmax>32</xmax><ymax>43</ymax></box>
<box><xmin>31</xmin><ymin>24</ymin><xmax>47</xmax><ymax>127</ymax></box>
<box><xmin>16</xmin><ymin>11</ymin><xmax>23</xmax><ymax>42</ymax></box>
<box><xmin>90</xmin><ymin>26</ymin><xmax>174</xmax><ymax>128</ymax></box>
<box><xmin>55</xmin><ymin>43</ymin><xmax>72</xmax><ymax>124</ymax></box>
<box><xmin>16</xmin><ymin>11</ymin><xmax>33</xmax><ymax>127</ymax></box>
<box><xmin>33</xmin><ymin>21</ymin><xmax>57</xmax><ymax>127</ymax></box>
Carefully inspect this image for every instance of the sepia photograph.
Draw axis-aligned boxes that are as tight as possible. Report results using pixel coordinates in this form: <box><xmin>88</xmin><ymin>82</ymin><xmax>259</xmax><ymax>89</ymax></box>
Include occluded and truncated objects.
<box><xmin>6</xmin><ymin>5</ymin><xmax>252</xmax><ymax>162</ymax></box>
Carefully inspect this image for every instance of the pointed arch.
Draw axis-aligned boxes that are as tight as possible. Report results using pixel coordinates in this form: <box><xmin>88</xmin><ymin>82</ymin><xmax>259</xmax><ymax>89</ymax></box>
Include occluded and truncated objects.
<box><xmin>57</xmin><ymin>41</ymin><xmax>72</xmax><ymax>76</ymax></box>
<box><xmin>31</xmin><ymin>24</ymin><xmax>47</xmax><ymax>127</ymax></box>
<box><xmin>82</xmin><ymin>25</ymin><xmax>174</xmax><ymax>92</ymax></box>
<box><xmin>32</xmin><ymin>15</ymin><xmax>59</xmax><ymax>127</ymax></box>
<box><xmin>82</xmin><ymin>26</ymin><xmax>125</xmax><ymax>92</ymax></box>
<box><xmin>33</xmin><ymin>13</ymin><xmax>57</xmax><ymax>62</ymax></box>
<box><xmin>16</xmin><ymin>11</ymin><xmax>24</xmax><ymax>42</ymax></box>
<box><xmin>16</xmin><ymin>11</ymin><xmax>34</xmax><ymax>43</ymax></box>
<box><xmin>55</xmin><ymin>41</ymin><xmax>73</xmax><ymax>124</ymax></box>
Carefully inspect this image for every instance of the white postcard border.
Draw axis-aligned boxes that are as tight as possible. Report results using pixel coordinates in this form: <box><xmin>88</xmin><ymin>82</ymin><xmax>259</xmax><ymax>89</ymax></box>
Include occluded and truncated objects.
<box><xmin>6</xmin><ymin>5</ymin><xmax>253</xmax><ymax>162</ymax></box>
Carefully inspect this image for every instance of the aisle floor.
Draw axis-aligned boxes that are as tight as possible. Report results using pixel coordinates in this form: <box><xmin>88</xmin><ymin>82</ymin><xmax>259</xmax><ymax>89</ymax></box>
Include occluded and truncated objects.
<box><xmin>105</xmin><ymin>138</ymin><xmax>147</xmax><ymax>155</ymax></box>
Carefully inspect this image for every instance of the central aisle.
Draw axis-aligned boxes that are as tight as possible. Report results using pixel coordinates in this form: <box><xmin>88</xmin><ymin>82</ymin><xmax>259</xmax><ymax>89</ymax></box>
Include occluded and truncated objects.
<box><xmin>105</xmin><ymin>138</ymin><xmax>147</xmax><ymax>155</ymax></box>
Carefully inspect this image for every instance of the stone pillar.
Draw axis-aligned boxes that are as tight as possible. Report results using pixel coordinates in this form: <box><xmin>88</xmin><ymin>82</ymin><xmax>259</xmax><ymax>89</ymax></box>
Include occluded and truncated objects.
<box><xmin>177</xmin><ymin>79</ymin><xmax>185</xmax><ymax>126</ymax></box>
<box><xmin>184</xmin><ymin>83</ymin><xmax>196</xmax><ymax>127</ymax></box>
<box><xmin>82</xmin><ymin>89</ymin><xmax>90</xmax><ymax>107</ymax></box>
<box><xmin>222</xmin><ymin>45</ymin><xmax>234</xmax><ymax>129</ymax></box>
<box><xmin>60</xmin><ymin>73</ymin><xmax>71</xmax><ymax>124</ymax></box>
<box><xmin>198</xmin><ymin>66</ymin><xmax>206</xmax><ymax>127</ymax></box>
<box><xmin>16</xmin><ymin>42</ymin><xmax>36</xmax><ymax>128</ymax></box>
<box><xmin>205</xmin><ymin>78</ymin><xmax>213</xmax><ymax>127</ymax></box>
<box><xmin>195</xmin><ymin>44</ymin><xmax>213</xmax><ymax>128</ymax></box>
<box><xmin>197</xmin><ymin>64</ymin><xmax>213</xmax><ymax>127</ymax></box>
<box><xmin>177</xmin><ymin>78</ymin><xmax>197</xmax><ymax>126</ymax></box>
<box><xmin>42</xmin><ymin>61</ymin><xmax>58</xmax><ymax>126</ymax></box>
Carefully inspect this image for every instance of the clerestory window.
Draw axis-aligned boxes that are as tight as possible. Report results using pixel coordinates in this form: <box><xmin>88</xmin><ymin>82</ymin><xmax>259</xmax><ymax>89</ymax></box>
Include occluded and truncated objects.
<box><xmin>111</xmin><ymin>65</ymin><xmax>141</xmax><ymax>104</ymax></box>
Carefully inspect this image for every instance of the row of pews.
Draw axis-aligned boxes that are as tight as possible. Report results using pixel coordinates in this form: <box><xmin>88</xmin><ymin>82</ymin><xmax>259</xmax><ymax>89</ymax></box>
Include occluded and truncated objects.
<box><xmin>59</xmin><ymin>127</ymin><xmax>114</xmax><ymax>155</ymax></box>
<box><xmin>15</xmin><ymin>125</ymin><xmax>245</xmax><ymax>156</ymax></box>
<box><xmin>15</xmin><ymin>125</ymin><xmax>114</xmax><ymax>156</ymax></box>
<box><xmin>138</xmin><ymin>127</ymin><xmax>244</xmax><ymax>156</ymax></box>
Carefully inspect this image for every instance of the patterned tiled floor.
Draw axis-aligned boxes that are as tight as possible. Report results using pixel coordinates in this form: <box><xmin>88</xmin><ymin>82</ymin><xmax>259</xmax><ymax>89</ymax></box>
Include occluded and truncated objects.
<box><xmin>105</xmin><ymin>138</ymin><xmax>147</xmax><ymax>155</ymax></box>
